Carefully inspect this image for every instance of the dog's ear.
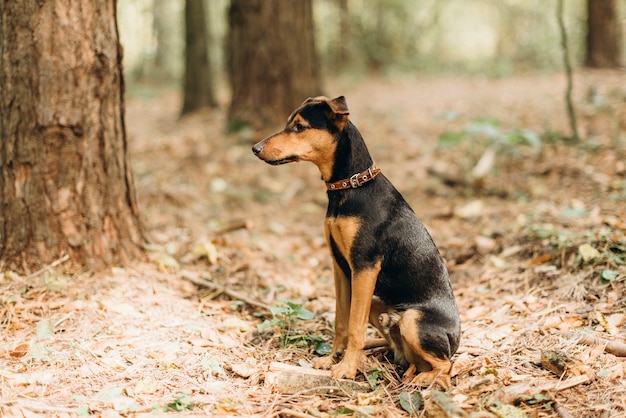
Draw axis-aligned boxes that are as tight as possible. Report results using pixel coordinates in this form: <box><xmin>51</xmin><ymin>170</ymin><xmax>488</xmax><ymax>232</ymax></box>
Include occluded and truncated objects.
<box><xmin>302</xmin><ymin>96</ymin><xmax>330</xmax><ymax>106</ymax></box>
<box><xmin>327</xmin><ymin>96</ymin><xmax>349</xmax><ymax>131</ymax></box>
<box><xmin>327</xmin><ymin>96</ymin><xmax>349</xmax><ymax>115</ymax></box>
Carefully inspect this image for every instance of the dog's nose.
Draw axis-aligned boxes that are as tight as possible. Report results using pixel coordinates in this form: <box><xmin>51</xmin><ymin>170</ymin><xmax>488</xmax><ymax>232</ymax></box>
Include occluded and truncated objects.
<box><xmin>252</xmin><ymin>142</ymin><xmax>263</xmax><ymax>156</ymax></box>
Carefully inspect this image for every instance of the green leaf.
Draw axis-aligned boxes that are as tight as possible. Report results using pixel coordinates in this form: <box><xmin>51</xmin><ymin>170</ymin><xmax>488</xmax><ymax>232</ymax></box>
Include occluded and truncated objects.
<box><xmin>36</xmin><ymin>320</ymin><xmax>54</xmax><ymax>340</ymax></box>
<box><xmin>367</xmin><ymin>369</ymin><xmax>381</xmax><ymax>386</ymax></box>
<box><xmin>332</xmin><ymin>407</ymin><xmax>355</xmax><ymax>415</ymax></box>
<box><xmin>314</xmin><ymin>341</ymin><xmax>332</xmax><ymax>355</ymax></box>
<box><xmin>438</xmin><ymin>131</ymin><xmax>466</xmax><ymax>147</ymax></box>
<box><xmin>270</xmin><ymin>306</ymin><xmax>288</xmax><ymax>316</ymax></box>
<box><xmin>399</xmin><ymin>391</ymin><xmax>422</xmax><ymax>415</ymax></box>
<box><xmin>257</xmin><ymin>318</ymin><xmax>282</xmax><ymax>332</ymax></box>
<box><xmin>166</xmin><ymin>392</ymin><xmax>195</xmax><ymax>412</ymax></box>
<box><xmin>435</xmin><ymin>110</ymin><xmax>461</xmax><ymax>121</ymax></box>
<box><xmin>30</xmin><ymin>342</ymin><xmax>53</xmax><ymax>361</ymax></box>
<box><xmin>601</xmin><ymin>269</ymin><xmax>619</xmax><ymax>282</ymax></box>
<box><xmin>76</xmin><ymin>405</ymin><xmax>90</xmax><ymax>416</ymax></box>
<box><xmin>518</xmin><ymin>129</ymin><xmax>542</xmax><ymax>149</ymax></box>
<box><xmin>295</xmin><ymin>306</ymin><xmax>315</xmax><ymax>320</ymax></box>
<box><xmin>92</xmin><ymin>385</ymin><xmax>125</xmax><ymax>403</ymax></box>
<box><xmin>466</xmin><ymin>121</ymin><xmax>501</xmax><ymax>140</ymax></box>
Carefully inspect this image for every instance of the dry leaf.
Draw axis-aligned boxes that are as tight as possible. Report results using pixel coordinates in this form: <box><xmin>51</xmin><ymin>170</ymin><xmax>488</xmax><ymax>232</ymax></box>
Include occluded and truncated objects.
<box><xmin>228</xmin><ymin>360</ymin><xmax>260</xmax><ymax>378</ymax></box>
<box><xmin>542</xmin><ymin>315</ymin><xmax>584</xmax><ymax>331</ymax></box>
<box><xmin>540</xmin><ymin>350</ymin><xmax>569</xmax><ymax>376</ymax></box>
<box><xmin>595</xmin><ymin>311</ymin><xmax>619</xmax><ymax>335</ymax></box>
<box><xmin>456</xmin><ymin>200</ymin><xmax>484</xmax><ymax>219</ymax></box>
<box><xmin>134</xmin><ymin>377</ymin><xmax>158</xmax><ymax>394</ymax></box>
<box><xmin>607</xmin><ymin>313</ymin><xmax>625</xmax><ymax>328</ymax></box>
<box><xmin>486</xmin><ymin>325</ymin><xmax>513</xmax><ymax>342</ymax></box>
<box><xmin>10</xmin><ymin>343</ymin><xmax>30</xmax><ymax>358</ymax></box>
<box><xmin>578</xmin><ymin>243</ymin><xmax>600</xmax><ymax>262</ymax></box>
<box><xmin>490</xmin><ymin>402</ymin><xmax>528</xmax><ymax>418</ymax></box>
<box><xmin>464</xmin><ymin>305</ymin><xmax>490</xmax><ymax>320</ymax></box>
<box><xmin>193</xmin><ymin>241</ymin><xmax>219</xmax><ymax>264</ymax></box>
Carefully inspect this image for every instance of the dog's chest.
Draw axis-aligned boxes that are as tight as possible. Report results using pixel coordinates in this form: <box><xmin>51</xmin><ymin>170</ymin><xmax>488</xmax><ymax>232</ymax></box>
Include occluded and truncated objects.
<box><xmin>324</xmin><ymin>216</ymin><xmax>361</xmax><ymax>265</ymax></box>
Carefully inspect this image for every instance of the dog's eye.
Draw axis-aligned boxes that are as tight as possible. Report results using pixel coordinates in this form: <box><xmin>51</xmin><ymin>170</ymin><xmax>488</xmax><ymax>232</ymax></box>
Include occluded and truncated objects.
<box><xmin>293</xmin><ymin>123</ymin><xmax>305</xmax><ymax>133</ymax></box>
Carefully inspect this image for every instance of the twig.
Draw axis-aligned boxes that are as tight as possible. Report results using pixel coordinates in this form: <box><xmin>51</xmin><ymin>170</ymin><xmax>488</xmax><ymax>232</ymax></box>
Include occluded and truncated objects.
<box><xmin>27</xmin><ymin>253</ymin><xmax>70</xmax><ymax>278</ymax></box>
<box><xmin>569</xmin><ymin>332</ymin><xmax>626</xmax><ymax>357</ymax></box>
<box><xmin>212</xmin><ymin>220</ymin><xmax>252</xmax><ymax>236</ymax></box>
<box><xmin>554</xmin><ymin>374</ymin><xmax>591</xmax><ymax>391</ymax></box>
<box><xmin>364</xmin><ymin>338</ymin><xmax>387</xmax><ymax>350</ymax></box>
<box><xmin>180</xmin><ymin>270</ymin><xmax>271</xmax><ymax>312</ymax></box>
<box><xmin>554</xmin><ymin>401</ymin><xmax>573</xmax><ymax>418</ymax></box>
<box><xmin>276</xmin><ymin>408</ymin><xmax>317</xmax><ymax>418</ymax></box>
<box><xmin>16</xmin><ymin>399</ymin><xmax>76</xmax><ymax>414</ymax></box>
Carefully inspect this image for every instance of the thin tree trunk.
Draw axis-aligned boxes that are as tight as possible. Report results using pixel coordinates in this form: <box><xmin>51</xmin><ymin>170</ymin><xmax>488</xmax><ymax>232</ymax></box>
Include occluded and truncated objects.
<box><xmin>227</xmin><ymin>0</ymin><xmax>322</xmax><ymax>132</ymax></box>
<box><xmin>585</xmin><ymin>0</ymin><xmax>623</xmax><ymax>68</ymax></box>
<box><xmin>557</xmin><ymin>0</ymin><xmax>580</xmax><ymax>142</ymax></box>
<box><xmin>181</xmin><ymin>0</ymin><xmax>216</xmax><ymax>116</ymax></box>
<box><xmin>0</xmin><ymin>0</ymin><xmax>145</xmax><ymax>273</ymax></box>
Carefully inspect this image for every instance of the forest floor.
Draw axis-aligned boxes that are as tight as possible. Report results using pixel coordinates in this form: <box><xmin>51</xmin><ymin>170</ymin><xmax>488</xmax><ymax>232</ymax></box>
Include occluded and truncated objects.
<box><xmin>2</xmin><ymin>70</ymin><xmax>626</xmax><ymax>417</ymax></box>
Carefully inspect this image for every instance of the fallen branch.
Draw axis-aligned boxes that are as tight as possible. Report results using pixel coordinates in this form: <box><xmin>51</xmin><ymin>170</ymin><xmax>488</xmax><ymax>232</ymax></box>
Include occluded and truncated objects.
<box><xmin>569</xmin><ymin>332</ymin><xmax>626</xmax><ymax>357</ymax></box>
<box><xmin>364</xmin><ymin>338</ymin><xmax>387</xmax><ymax>350</ymax></box>
<box><xmin>265</xmin><ymin>362</ymin><xmax>370</xmax><ymax>396</ymax></box>
<box><xmin>491</xmin><ymin>374</ymin><xmax>591</xmax><ymax>405</ymax></box>
<box><xmin>27</xmin><ymin>253</ymin><xmax>70</xmax><ymax>278</ymax></box>
<box><xmin>180</xmin><ymin>270</ymin><xmax>271</xmax><ymax>312</ymax></box>
<box><xmin>212</xmin><ymin>220</ymin><xmax>253</xmax><ymax>236</ymax></box>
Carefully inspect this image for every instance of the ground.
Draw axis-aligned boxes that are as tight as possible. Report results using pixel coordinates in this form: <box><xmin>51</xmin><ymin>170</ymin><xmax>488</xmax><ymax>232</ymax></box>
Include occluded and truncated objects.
<box><xmin>1</xmin><ymin>71</ymin><xmax>626</xmax><ymax>417</ymax></box>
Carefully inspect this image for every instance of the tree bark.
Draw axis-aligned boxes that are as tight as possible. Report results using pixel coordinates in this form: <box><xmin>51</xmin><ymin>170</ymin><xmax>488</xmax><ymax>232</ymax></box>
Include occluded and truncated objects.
<box><xmin>585</xmin><ymin>0</ymin><xmax>623</xmax><ymax>68</ymax></box>
<box><xmin>181</xmin><ymin>0</ymin><xmax>216</xmax><ymax>116</ymax></box>
<box><xmin>226</xmin><ymin>0</ymin><xmax>322</xmax><ymax>133</ymax></box>
<box><xmin>0</xmin><ymin>1</ymin><xmax>145</xmax><ymax>273</ymax></box>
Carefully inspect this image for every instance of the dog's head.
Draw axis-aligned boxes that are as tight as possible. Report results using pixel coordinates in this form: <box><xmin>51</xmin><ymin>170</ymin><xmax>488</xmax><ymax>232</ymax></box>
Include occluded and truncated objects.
<box><xmin>251</xmin><ymin>96</ymin><xmax>349</xmax><ymax>180</ymax></box>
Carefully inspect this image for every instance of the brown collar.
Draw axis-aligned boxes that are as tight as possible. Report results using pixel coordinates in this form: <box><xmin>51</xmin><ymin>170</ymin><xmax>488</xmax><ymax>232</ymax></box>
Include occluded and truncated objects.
<box><xmin>326</xmin><ymin>164</ymin><xmax>381</xmax><ymax>191</ymax></box>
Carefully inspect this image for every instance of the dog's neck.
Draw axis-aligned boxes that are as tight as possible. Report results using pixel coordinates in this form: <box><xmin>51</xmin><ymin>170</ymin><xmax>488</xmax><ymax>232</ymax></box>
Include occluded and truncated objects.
<box><xmin>328</xmin><ymin>121</ymin><xmax>374</xmax><ymax>183</ymax></box>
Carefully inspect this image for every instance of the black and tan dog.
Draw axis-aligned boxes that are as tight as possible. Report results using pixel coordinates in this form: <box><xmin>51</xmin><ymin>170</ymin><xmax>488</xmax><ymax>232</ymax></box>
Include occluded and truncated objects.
<box><xmin>252</xmin><ymin>96</ymin><xmax>461</xmax><ymax>386</ymax></box>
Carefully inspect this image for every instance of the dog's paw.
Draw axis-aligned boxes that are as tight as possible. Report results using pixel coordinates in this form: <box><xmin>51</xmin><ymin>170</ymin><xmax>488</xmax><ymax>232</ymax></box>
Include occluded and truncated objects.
<box><xmin>330</xmin><ymin>360</ymin><xmax>358</xmax><ymax>379</ymax></box>
<box><xmin>313</xmin><ymin>355</ymin><xmax>336</xmax><ymax>370</ymax></box>
<box><xmin>404</xmin><ymin>369</ymin><xmax>451</xmax><ymax>390</ymax></box>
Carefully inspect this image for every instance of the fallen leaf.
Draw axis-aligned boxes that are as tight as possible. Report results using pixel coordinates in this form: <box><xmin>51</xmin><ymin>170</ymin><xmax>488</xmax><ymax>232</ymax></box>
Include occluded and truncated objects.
<box><xmin>228</xmin><ymin>360</ymin><xmax>260</xmax><ymax>378</ymax></box>
<box><xmin>578</xmin><ymin>243</ymin><xmax>600</xmax><ymax>262</ymax></box>
<box><xmin>490</xmin><ymin>402</ymin><xmax>528</xmax><ymax>418</ymax></box>
<box><xmin>399</xmin><ymin>391</ymin><xmax>422</xmax><ymax>415</ymax></box>
<box><xmin>134</xmin><ymin>377</ymin><xmax>158</xmax><ymax>394</ymax></box>
<box><xmin>456</xmin><ymin>200</ymin><xmax>484</xmax><ymax>219</ymax></box>
<box><xmin>486</xmin><ymin>325</ymin><xmax>513</xmax><ymax>342</ymax></box>
<box><xmin>9</xmin><ymin>343</ymin><xmax>30</xmax><ymax>358</ymax></box>
<box><xmin>193</xmin><ymin>241</ymin><xmax>219</xmax><ymax>264</ymax></box>
<box><xmin>542</xmin><ymin>315</ymin><xmax>584</xmax><ymax>331</ymax></box>
<box><xmin>36</xmin><ymin>320</ymin><xmax>54</xmax><ymax>340</ymax></box>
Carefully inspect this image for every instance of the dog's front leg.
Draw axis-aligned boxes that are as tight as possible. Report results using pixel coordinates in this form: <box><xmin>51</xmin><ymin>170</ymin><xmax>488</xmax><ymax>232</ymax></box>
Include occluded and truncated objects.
<box><xmin>314</xmin><ymin>261</ymin><xmax>350</xmax><ymax>370</ymax></box>
<box><xmin>330</xmin><ymin>261</ymin><xmax>381</xmax><ymax>379</ymax></box>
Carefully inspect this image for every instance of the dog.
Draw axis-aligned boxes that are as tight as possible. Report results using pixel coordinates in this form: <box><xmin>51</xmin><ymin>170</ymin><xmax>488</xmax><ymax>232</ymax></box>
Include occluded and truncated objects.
<box><xmin>252</xmin><ymin>96</ymin><xmax>461</xmax><ymax>386</ymax></box>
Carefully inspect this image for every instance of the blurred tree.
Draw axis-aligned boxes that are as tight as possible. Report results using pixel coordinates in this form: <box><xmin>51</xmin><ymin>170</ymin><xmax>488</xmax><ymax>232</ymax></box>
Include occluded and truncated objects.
<box><xmin>0</xmin><ymin>1</ymin><xmax>145</xmax><ymax>273</ymax></box>
<box><xmin>152</xmin><ymin>1</ymin><xmax>172</xmax><ymax>80</ymax></box>
<box><xmin>336</xmin><ymin>0</ymin><xmax>351</xmax><ymax>67</ymax></box>
<box><xmin>226</xmin><ymin>0</ymin><xmax>321</xmax><ymax>132</ymax></box>
<box><xmin>585</xmin><ymin>0</ymin><xmax>623</xmax><ymax>68</ymax></box>
<box><xmin>181</xmin><ymin>0</ymin><xmax>216</xmax><ymax>115</ymax></box>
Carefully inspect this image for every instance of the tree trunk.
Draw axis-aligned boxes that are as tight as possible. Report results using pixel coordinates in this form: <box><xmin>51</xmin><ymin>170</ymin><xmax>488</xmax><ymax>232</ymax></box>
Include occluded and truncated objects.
<box><xmin>181</xmin><ymin>0</ymin><xmax>216</xmax><ymax>116</ymax></box>
<box><xmin>226</xmin><ymin>0</ymin><xmax>322</xmax><ymax>133</ymax></box>
<box><xmin>0</xmin><ymin>1</ymin><xmax>145</xmax><ymax>274</ymax></box>
<box><xmin>585</xmin><ymin>0</ymin><xmax>623</xmax><ymax>68</ymax></box>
